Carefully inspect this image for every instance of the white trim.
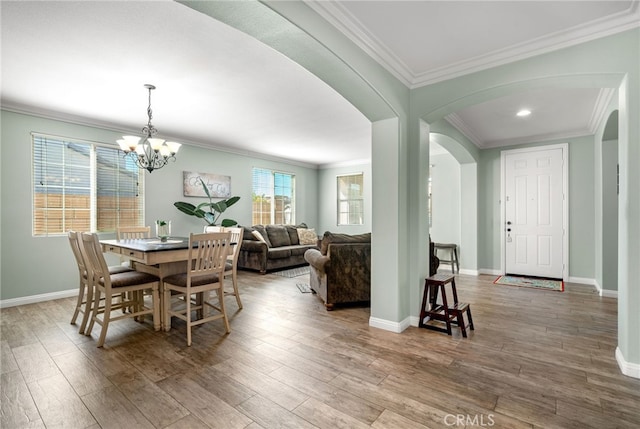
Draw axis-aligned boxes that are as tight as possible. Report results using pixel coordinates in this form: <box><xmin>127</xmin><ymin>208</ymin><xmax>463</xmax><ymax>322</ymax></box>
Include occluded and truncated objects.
<box><xmin>319</xmin><ymin>158</ymin><xmax>371</xmax><ymax>169</ymax></box>
<box><xmin>594</xmin><ymin>278</ymin><xmax>602</xmax><ymax>294</ymax></box>
<box><xmin>305</xmin><ymin>1</ymin><xmax>640</xmax><ymax>88</ymax></box>
<box><xmin>588</xmin><ymin>88</ymin><xmax>616</xmax><ymax>135</ymax></box>
<box><xmin>409</xmin><ymin>315</ymin><xmax>421</xmax><ymax>327</ymax></box>
<box><xmin>481</xmin><ymin>130</ymin><xmax>590</xmax><ymax>150</ymax></box>
<box><xmin>479</xmin><ymin>268</ymin><xmax>502</xmax><ymax>276</ymax></box>
<box><xmin>4</xmin><ymin>104</ymin><xmax>319</xmax><ymax>170</ymax></box>
<box><xmin>568</xmin><ymin>276</ymin><xmax>618</xmax><ymax>297</ymax></box>
<box><xmin>459</xmin><ymin>268</ymin><xmax>479</xmax><ymax>276</ymax></box>
<box><xmin>444</xmin><ymin>114</ymin><xmax>483</xmax><ymax>147</ymax></box>
<box><xmin>0</xmin><ymin>289</ymin><xmax>77</xmax><ymax>309</ymax></box>
<box><xmin>616</xmin><ymin>347</ymin><xmax>640</xmax><ymax>379</ymax></box>
<box><xmin>369</xmin><ymin>316</ymin><xmax>410</xmax><ymax>333</ymax></box>
<box><xmin>568</xmin><ymin>276</ymin><xmax>596</xmax><ymax>286</ymax></box>
<box><xmin>500</xmin><ymin>144</ymin><xmax>569</xmax><ymax>281</ymax></box>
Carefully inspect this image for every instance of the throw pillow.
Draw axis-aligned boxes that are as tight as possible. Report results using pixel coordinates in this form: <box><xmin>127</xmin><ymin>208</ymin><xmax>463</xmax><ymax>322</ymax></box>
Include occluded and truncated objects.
<box><xmin>252</xmin><ymin>230</ymin><xmax>268</xmax><ymax>244</ymax></box>
<box><xmin>297</xmin><ymin>228</ymin><xmax>317</xmax><ymax>245</ymax></box>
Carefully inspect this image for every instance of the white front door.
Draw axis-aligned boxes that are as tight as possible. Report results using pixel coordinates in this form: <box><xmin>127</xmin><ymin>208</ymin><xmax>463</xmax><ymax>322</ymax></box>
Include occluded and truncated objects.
<box><xmin>504</xmin><ymin>146</ymin><xmax>565</xmax><ymax>279</ymax></box>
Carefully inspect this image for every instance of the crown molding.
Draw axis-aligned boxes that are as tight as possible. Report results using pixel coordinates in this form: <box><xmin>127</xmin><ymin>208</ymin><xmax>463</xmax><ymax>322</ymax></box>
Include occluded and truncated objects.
<box><xmin>444</xmin><ymin>113</ymin><xmax>483</xmax><ymax>147</ymax></box>
<box><xmin>1</xmin><ymin>102</ymin><xmax>319</xmax><ymax>169</ymax></box>
<box><xmin>480</xmin><ymin>129</ymin><xmax>593</xmax><ymax>149</ymax></box>
<box><xmin>588</xmin><ymin>88</ymin><xmax>616</xmax><ymax>134</ymax></box>
<box><xmin>304</xmin><ymin>0</ymin><xmax>414</xmax><ymax>87</ymax></box>
<box><xmin>306</xmin><ymin>0</ymin><xmax>640</xmax><ymax>89</ymax></box>
<box><xmin>319</xmin><ymin>157</ymin><xmax>371</xmax><ymax>169</ymax></box>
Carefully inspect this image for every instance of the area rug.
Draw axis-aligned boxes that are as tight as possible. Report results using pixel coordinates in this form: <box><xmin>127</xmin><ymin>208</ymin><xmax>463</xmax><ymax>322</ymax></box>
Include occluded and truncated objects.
<box><xmin>272</xmin><ymin>266</ymin><xmax>310</xmax><ymax>278</ymax></box>
<box><xmin>296</xmin><ymin>283</ymin><xmax>312</xmax><ymax>293</ymax></box>
<box><xmin>494</xmin><ymin>275</ymin><xmax>564</xmax><ymax>292</ymax></box>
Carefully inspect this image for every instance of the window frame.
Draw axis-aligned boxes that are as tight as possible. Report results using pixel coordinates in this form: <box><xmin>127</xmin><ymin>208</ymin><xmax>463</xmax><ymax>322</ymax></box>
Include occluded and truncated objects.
<box><xmin>251</xmin><ymin>167</ymin><xmax>296</xmax><ymax>225</ymax></box>
<box><xmin>336</xmin><ymin>172</ymin><xmax>364</xmax><ymax>226</ymax></box>
<box><xmin>31</xmin><ymin>133</ymin><xmax>145</xmax><ymax>237</ymax></box>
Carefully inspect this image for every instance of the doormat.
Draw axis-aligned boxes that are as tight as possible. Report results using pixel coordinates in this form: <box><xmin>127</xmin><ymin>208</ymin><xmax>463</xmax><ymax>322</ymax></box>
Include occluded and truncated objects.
<box><xmin>494</xmin><ymin>275</ymin><xmax>564</xmax><ymax>292</ymax></box>
<box><xmin>272</xmin><ymin>266</ymin><xmax>310</xmax><ymax>278</ymax></box>
<box><xmin>296</xmin><ymin>283</ymin><xmax>312</xmax><ymax>293</ymax></box>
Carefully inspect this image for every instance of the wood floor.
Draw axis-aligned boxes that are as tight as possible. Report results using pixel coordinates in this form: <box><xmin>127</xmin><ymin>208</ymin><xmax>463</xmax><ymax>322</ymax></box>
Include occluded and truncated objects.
<box><xmin>2</xmin><ymin>270</ymin><xmax>639</xmax><ymax>428</ymax></box>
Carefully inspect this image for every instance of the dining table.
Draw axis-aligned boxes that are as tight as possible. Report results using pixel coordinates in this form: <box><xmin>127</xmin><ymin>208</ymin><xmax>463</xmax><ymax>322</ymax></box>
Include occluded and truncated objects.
<box><xmin>100</xmin><ymin>236</ymin><xmax>232</xmax><ymax>330</ymax></box>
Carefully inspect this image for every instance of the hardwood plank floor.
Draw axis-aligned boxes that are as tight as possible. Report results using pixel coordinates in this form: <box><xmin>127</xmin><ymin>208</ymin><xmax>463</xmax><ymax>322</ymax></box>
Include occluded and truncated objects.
<box><xmin>1</xmin><ymin>271</ymin><xmax>639</xmax><ymax>428</ymax></box>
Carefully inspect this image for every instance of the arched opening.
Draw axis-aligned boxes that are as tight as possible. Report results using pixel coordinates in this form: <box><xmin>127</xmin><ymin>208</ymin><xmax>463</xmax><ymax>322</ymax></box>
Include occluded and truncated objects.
<box><xmin>429</xmin><ymin>132</ymin><xmax>478</xmax><ymax>274</ymax></box>
<box><xmin>601</xmin><ymin>110</ymin><xmax>619</xmax><ymax>295</ymax></box>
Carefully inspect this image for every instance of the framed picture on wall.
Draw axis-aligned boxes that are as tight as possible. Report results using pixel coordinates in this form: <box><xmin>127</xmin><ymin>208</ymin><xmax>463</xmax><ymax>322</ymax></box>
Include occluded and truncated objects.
<box><xmin>183</xmin><ymin>171</ymin><xmax>231</xmax><ymax>198</ymax></box>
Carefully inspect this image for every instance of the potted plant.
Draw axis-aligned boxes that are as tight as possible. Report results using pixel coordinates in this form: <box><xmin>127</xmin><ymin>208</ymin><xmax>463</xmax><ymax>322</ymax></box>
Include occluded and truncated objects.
<box><xmin>174</xmin><ymin>177</ymin><xmax>240</xmax><ymax>227</ymax></box>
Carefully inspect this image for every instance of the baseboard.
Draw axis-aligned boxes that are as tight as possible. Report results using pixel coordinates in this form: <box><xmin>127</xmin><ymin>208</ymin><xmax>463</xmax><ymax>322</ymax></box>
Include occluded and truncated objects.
<box><xmin>409</xmin><ymin>315</ymin><xmax>420</xmax><ymax>327</ymax></box>
<box><xmin>568</xmin><ymin>276</ymin><xmax>595</xmax><ymax>286</ymax></box>
<box><xmin>369</xmin><ymin>316</ymin><xmax>410</xmax><ymax>333</ymax></box>
<box><xmin>594</xmin><ymin>279</ymin><xmax>602</xmax><ymax>294</ymax></box>
<box><xmin>601</xmin><ymin>289</ymin><xmax>618</xmax><ymax>298</ymax></box>
<box><xmin>568</xmin><ymin>277</ymin><xmax>617</xmax><ymax>297</ymax></box>
<box><xmin>459</xmin><ymin>268</ymin><xmax>479</xmax><ymax>276</ymax></box>
<box><xmin>478</xmin><ymin>268</ymin><xmax>502</xmax><ymax>276</ymax></box>
<box><xmin>0</xmin><ymin>289</ymin><xmax>77</xmax><ymax>309</ymax></box>
<box><xmin>616</xmin><ymin>347</ymin><xmax>640</xmax><ymax>379</ymax></box>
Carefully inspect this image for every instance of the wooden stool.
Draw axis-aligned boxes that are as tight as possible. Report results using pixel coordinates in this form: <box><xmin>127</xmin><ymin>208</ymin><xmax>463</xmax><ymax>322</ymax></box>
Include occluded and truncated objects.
<box><xmin>419</xmin><ymin>273</ymin><xmax>474</xmax><ymax>337</ymax></box>
<box><xmin>450</xmin><ymin>302</ymin><xmax>474</xmax><ymax>338</ymax></box>
<box><xmin>434</xmin><ymin>243</ymin><xmax>459</xmax><ymax>273</ymax></box>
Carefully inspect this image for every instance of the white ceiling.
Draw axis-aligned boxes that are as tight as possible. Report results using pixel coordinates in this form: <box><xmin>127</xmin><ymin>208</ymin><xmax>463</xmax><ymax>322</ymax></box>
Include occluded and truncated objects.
<box><xmin>2</xmin><ymin>1</ymin><xmax>638</xmax><ymax>167</ymax></box>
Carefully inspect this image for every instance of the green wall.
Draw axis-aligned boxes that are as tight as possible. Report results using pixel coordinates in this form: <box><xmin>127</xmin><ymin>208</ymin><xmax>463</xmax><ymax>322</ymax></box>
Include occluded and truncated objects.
<box><xmin>0</xmin><ymin>110</ymin><xmax>319</xmax><ymax>301</ymax></box>
<box><xmin>429</xmin><ymin>152</ymin><xmax>461</xmax><ymax>247</ymax></box>
<box><xmin>477</xmin><ymin>136</ymin><xmax>596</xmax><ymax>277</ymax></box>
<box><xmin>602</xmin><ymin>139</ymin><xmax>619</xmax><ymax>291</ymax></box>
<box><xmin>317</xmin><ymin>162</ymin><xmax>372</xmax><ymax>236</ymax></box>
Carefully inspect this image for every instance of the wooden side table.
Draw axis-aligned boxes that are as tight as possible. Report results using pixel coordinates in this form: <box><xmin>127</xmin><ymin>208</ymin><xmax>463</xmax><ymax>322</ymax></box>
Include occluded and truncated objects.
<box><xmin>419</xmin><ymin>273</ymin><xmax>474</xmax><ymax>337</ymax></box>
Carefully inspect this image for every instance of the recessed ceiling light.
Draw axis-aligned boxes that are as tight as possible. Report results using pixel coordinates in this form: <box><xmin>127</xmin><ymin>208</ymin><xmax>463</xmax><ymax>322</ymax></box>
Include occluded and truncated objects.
<box><xmin>516</xmin><ymin>109</ymin><xmax>532</xmax><ymax>117</ymax></box>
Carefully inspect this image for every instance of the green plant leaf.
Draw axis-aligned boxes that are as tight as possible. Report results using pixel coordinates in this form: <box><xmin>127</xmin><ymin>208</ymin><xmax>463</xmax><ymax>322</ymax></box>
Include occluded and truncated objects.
<box><xmin>174</xmin><ymin>202</ymin><xmax>197</xmax><ymax>215</ymax></box>
<box><xmin>210</xmin><ymin>201</ymin><xmax>227</xmax><ymax>213</ymax></box>
<box><xmin>199</xmin><ymin>177</ymin><xmax>212</xmax><ymax>199</ymax></box>
<box><xmin>225</xmin><ymin>196</ymin><xmax>240</xmax><ymax>207</ymax></box>
<box><xmin>221</xmin><ymin>219</ymin><xmax>238</xmax><ymax>227</ymax></box>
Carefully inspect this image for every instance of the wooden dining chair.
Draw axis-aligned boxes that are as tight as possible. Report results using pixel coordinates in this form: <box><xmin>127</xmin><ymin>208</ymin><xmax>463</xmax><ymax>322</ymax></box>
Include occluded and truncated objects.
<box><xmin>163</xmin><ymin>231</ymin><xmax>232</xmax><ymax>346</ymax></box>
<box><xmin>80</xmin><ymin>232</ymin><xmax>160</xmax><ymax>347</ymax></box>
<box><xmin>68</xmin><ymin>231</ymin><xmax>132</xmax><ymax>334</ymax></box>
<box><xmin>204</xmin><ymin>226</ymin><xmax>244</xmax><ymax>309</ymax></box>
<box><xmin>116</xmin><ymin>226</ymin><xmax>151</xmax><ymax>240</ymax></box>
<box><xmin>223</xmin><ymin>227</ymin><xmax>244</xmax><ymax>309</ymax></box>
<box><xmin>116</xmin><ymin>226</ymin><xmax>152</xmax><ymax>310</ymax></box>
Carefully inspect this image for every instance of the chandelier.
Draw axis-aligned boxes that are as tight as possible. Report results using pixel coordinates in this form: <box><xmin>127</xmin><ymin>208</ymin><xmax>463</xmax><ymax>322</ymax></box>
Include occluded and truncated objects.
<box><xmin>117</xmin><ymin>84</ymin><xmax>181</xmax><ymax>173</ymax></box>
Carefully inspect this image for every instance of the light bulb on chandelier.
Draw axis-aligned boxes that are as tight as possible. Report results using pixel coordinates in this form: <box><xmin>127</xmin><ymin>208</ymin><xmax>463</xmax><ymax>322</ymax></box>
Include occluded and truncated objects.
<box><xmin>117</xmin><ymin>84</ymin><xmax>181</xmax><ymax>173</ymax></box>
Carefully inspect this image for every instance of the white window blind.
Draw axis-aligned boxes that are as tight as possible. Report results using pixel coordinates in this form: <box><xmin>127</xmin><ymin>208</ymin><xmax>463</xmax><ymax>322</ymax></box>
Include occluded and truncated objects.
<box><xmin>251</xmin><ymin>168</ymin><xmax>295</xmax><ymax>225</ymax></box>
<box><xmin>32</xmin><ymin>134</ymin><xmax>144</xmax><ymax>236</ymax></box>
<box><xmin>337</xmin><ymin>173</ymin><xmax>364</xmax><ymax>225</ymax></box>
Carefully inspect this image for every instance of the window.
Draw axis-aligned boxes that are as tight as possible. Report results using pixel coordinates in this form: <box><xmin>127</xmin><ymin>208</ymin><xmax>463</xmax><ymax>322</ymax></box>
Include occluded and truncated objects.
<box><xmin>337</xmin><ymin>173</ymin><xmax>364</xmax><ymax>225</ymax></box>
<box><xmin>32</xmin><ymin>134</ymin><xmax>144</xmax><ymax>236</ymax></box>
<box><xmin>252</xmin><ymin>168</ymin><xmax>295</xmax><ymax>225</ymax></box>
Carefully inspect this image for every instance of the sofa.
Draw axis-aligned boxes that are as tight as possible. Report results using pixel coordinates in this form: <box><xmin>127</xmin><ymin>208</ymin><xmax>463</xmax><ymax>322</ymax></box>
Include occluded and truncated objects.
<box><xmin>237</xmin><ymin>224</ymin><xmax>319</xmax><ymax>274</ymax></box>
<box><xmin>303</xmin><ymin>231</ymin><xmax>371</xmax><ymax>310</ymax></box>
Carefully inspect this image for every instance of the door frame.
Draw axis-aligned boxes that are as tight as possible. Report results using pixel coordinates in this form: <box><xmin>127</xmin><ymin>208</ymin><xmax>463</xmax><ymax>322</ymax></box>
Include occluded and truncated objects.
<box><xmin>500</xmin><ymin>143</ymin><xmax>569</xmax><ymax>280</ymax></box>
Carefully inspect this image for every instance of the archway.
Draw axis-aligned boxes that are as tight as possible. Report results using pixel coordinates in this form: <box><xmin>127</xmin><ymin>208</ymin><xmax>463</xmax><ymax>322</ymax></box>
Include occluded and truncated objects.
<box><xmin>601</xmin><ymin>110</ymin><xmax>619</xmax><ymax>296</ymax></box>
<box><xmin>429</xmin><ymin>132</ymin><xmax>478</xmax><ymax>274</ymax></box>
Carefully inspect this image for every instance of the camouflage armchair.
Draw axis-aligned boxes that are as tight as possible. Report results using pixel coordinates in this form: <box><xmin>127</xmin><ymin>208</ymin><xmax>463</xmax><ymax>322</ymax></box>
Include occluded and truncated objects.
<box><xmin>304</xmin><ymin>231</ymin><xmax>371</xmax><ymax>310</ymax></box>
